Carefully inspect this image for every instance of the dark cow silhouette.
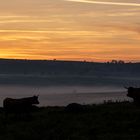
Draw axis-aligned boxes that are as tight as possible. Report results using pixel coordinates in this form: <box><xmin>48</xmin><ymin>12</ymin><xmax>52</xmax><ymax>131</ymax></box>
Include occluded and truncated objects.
<box><xmin>65</xmin><ymin>103</ymin><xmax>84</xmax><ymax>113</ymax></box>
<box><xmin>3</xmin><ymin>96</ymin><xmax>39</xmax><ymax>115</ymax></box>
<box><xmin>126</xmin><ymin>87</ymin><xmax>140</xmax><ymax>104</ymax></box>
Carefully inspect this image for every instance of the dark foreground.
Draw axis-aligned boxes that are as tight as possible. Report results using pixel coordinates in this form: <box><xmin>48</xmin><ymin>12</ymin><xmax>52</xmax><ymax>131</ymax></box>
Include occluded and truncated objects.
<box><xmin>0</xmin><ymin>102</ymin><xmax>140</xmax><ymax>140</ymax></box>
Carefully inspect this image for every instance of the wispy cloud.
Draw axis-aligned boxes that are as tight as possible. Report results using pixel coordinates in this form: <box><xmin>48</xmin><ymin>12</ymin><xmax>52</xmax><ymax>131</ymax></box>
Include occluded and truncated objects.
<box><xmin>66</xmin><ymin>0</ymin><xmax>140</xmax><ymax>7</ymax></box>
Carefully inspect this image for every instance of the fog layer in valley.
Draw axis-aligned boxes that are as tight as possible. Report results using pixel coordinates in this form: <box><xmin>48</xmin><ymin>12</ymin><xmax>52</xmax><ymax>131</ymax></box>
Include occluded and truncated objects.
<box><xmin>0</xmin><ymin>85</ymin><xmax>130</xmax><ymax>106</ymax></box>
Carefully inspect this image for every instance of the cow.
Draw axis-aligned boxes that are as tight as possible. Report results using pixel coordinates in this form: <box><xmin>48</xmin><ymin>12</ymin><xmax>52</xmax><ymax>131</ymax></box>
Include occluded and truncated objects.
<box><xmin>3</xmin><ymin>95</ymin><xmax>39</xmax><ymax>116</ymax></box>
<box><xmin>126</xmin><ymin>87</ymin><xmax>140</xmax><ymax>104</ymax></box>
<box><xmin>65</xmin><ymin>103</ymin><xmax>84</xmax><ymax>113</ymax></box>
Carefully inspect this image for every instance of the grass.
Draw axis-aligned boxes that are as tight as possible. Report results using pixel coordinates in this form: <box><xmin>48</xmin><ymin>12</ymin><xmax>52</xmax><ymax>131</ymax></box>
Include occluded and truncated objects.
<box><xmin>0</xmin><ymin>101</ymin><xmax>140</xmax><ymax>140</ymax></box>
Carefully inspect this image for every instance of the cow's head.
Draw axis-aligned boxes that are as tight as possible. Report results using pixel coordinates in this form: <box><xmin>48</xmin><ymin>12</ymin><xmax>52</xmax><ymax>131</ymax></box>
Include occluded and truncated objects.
<box><xmin>125</xmin><ymin>87</ymin><xmax>134</xmax><ymax>97</ymax></box>
<box><xmin>31</xmin><ymin>95</ymin><xmax>39</xmax><ymax>104</ymax></box>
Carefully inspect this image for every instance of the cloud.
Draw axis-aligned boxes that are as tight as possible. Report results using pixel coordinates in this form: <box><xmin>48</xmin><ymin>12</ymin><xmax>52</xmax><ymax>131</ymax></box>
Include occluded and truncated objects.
<box><xmin>66</xmin><ymin>0</ymin><xmax>140</xmax><ymax>7</ymax></box>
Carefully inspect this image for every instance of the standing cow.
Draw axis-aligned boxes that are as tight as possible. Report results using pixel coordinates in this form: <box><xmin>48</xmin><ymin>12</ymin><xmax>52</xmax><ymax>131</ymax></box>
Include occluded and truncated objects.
<box><xmin>126</xmin><ymin>87</ymin><xmax>140</xmax><ymax>104</ymax></box>
<box><xmin>3</xmin><ymin>96</ymin><xmax>39</xmax><ymax>115</ymax></box>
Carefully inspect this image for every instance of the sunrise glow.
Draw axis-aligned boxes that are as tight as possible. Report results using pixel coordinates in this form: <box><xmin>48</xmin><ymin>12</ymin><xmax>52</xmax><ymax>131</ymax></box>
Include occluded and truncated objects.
<box><xmin>0</xmin><ymin>0</ymin><xmax>140</xmax><ymax>62</ymax></box>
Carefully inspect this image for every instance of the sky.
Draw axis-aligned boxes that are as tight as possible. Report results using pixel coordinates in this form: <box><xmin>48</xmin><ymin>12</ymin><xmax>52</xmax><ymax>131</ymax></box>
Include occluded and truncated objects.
<box><xmin>0</xmin><ymin>0</ymin><xmax>140</xmax><ymax>62</ymax></box>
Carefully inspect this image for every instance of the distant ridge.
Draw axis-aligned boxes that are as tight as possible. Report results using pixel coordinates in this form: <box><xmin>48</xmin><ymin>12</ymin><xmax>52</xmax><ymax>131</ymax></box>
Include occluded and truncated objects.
<box><xmin>0</xmin><ymin>58</ymin><xmax>139</xmax><ymax>76</ymax></box>
<box><xmin>0</xmin><ymin>58</ymin><xmax>139</xmax><ymax>86</ymax></box>
<box><xmin>0</xmin><ymin>58</ymin><xmax>139</xmax><ymax>64</ymax></box>
<box><xmin>0</xmin><ymin>58</ymin><xmax>98</xmax><ymax>64</ymax></box>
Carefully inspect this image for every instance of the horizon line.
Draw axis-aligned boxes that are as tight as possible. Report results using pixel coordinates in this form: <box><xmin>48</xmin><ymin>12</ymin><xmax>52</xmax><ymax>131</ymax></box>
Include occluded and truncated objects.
<box><xmin>0</xmin><ymin>58</ymin><xmax>139</xmax><ymax>63</ymax></box>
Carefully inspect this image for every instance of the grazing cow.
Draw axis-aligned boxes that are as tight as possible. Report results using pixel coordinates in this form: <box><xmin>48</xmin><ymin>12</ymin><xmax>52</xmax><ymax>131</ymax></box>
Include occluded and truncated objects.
<box><xmin>126</xmin><ymin>87</ymin><xmax>140</xmax><ymax>104</ymax></box>
<box><xmin>65</xmin><ymin>103</ymin><xmax>84</xmax><ymax>113</ymax></box>
<box><xmin>3</xmin><ymin>96</ymin><xmax>39</xmax><ymax>115</ymax></box>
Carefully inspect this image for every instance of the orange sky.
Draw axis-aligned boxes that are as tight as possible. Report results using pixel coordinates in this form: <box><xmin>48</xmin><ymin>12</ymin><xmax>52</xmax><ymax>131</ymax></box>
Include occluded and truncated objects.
<box><xmin>0</xmin><ymin>0</ymin><xmax>140</xmax><ymax>62</ymax></box>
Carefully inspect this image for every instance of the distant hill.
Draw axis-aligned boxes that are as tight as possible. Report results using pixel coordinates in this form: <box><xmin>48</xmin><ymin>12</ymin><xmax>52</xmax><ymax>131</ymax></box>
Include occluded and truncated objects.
<box><xmin>0</xmin><ymin>59</ymin><xmax>139</xmax><ymax>77</ymax></box>
<box><xmin>0</xmin><ymin>59</ymin><xmax>139</xmax><ymax>86</ymax></box>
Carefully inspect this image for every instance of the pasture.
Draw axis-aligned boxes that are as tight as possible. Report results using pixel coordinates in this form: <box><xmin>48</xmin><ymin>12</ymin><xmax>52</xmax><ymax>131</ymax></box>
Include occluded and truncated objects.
<box><xmin>0</xmin><ymin>101</ymin><xmax>140</xmax><ymax>140</ymax></box>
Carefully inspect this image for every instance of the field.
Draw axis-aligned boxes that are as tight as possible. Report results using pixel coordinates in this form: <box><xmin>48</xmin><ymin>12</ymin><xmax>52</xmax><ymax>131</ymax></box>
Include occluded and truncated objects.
<box><xmin>0</xmin><ymin>102</ymin><xmax>140</xmax><ymax>140</ymax></box>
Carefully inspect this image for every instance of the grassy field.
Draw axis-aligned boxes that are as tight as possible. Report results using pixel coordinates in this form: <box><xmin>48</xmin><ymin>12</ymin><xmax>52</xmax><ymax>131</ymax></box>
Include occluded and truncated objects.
<box><xmin>0</xmin><ymin>102</ymin><xmax>140</xmax><ymax>140</ymax></box>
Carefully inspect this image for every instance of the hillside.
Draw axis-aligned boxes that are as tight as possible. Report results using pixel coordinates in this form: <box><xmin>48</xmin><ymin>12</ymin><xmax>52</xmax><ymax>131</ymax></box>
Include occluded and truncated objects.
<box><xmin>0</xmin><ymin>59</ymin><xmax>139</xmax><ymax>76</ymax></box>
<box><xmin>0</xmin><ymin>59</ymin><xmax>139</xmax><ymax>86</ymax></box>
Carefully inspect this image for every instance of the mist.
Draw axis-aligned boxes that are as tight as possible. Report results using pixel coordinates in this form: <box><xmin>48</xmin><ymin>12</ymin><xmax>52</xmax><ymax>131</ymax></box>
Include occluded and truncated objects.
<box><xmin>0</xmin><ymin>85</ymin><xmax>130</xmax><ymax>106</ymax></box>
